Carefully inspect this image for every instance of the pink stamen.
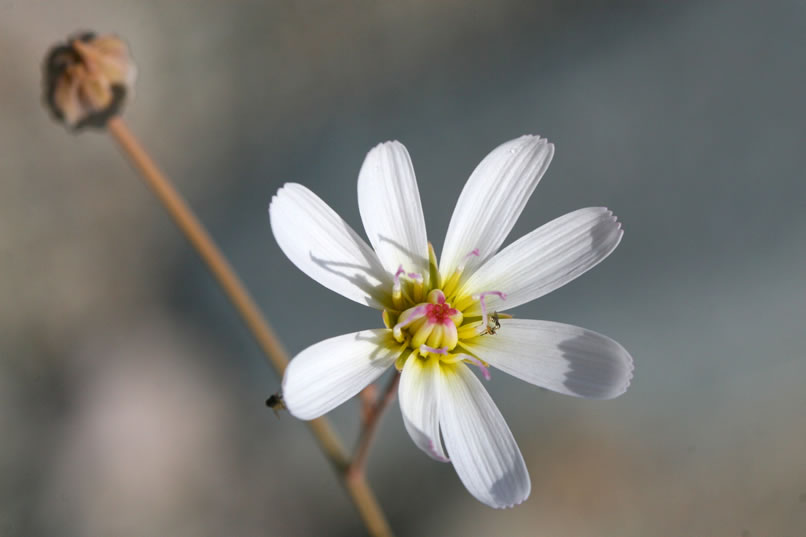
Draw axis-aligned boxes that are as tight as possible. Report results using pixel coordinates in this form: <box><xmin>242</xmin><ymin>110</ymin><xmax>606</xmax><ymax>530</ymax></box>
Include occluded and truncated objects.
<box><xmin>419</xmin><ymin>344</ymin><xmax>448</xmax><ymax>355</ymax></box>
<box><xmin>463</xmin><ymin>355</ymin><xmax>492</xmax><ymax>381</ymax></box>
<box><xmin>475</xmin><ymin>290</ymin><xmax>506</xmax><ymax>330</ymax></box>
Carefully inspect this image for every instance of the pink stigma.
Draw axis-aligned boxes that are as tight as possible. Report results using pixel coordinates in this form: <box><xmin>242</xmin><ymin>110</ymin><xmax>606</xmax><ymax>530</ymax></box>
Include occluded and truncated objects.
<box><xmin>478</xmin><ymin>290</ymin><xmax>507</xmax><ymax>301</ymax></box>
<box><xmin>394</xmin><ymin>305</ymin><xmax>426</xmax><ymax>330</ymax></box>
<box><xmin>464</xmin><ymin>355</ymin><xmax>492</xmax><ymax>381</ymax></box>
<box><xmin>475</xmin><ymin>290</ymin><xmax>506</xmax><ymax>331</ymax></box>
<box><xmin>458</xmin><ymin>248</ymin><xmax>480</xmax><ymax>270</ymax></box>
<box><xmin>420</xmin><ymin>344</ymin><xmax>448</xmax><ymax>355</ymax></box>
<box><xmin>394</xmin><ymin>265</ymin><xmax>406</xmax><ymax>287</ymax></box>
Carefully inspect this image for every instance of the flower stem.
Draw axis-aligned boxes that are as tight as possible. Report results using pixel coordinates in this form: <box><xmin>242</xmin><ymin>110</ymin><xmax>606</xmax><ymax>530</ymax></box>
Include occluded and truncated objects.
<box><xmin>105</xmin><ymin>117</ymin><xmax>394</xmax><ymax>537</ymax></box>
<box><xmin>107</xmin><ymin>118</ymin><xmax>288</xmax><ymax>373</ymax></box>
<box><xmin>348</xmin><ymin>372</ymin><xmax>401</xmax><ymax>479</ymax></box>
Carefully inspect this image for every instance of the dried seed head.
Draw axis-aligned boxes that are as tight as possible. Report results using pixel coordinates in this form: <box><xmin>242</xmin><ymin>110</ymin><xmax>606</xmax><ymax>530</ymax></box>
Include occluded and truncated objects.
<box><xmin>43</xmin><ymin>32</ymin><xmax>137</xmax><ymax>130</ymax></box>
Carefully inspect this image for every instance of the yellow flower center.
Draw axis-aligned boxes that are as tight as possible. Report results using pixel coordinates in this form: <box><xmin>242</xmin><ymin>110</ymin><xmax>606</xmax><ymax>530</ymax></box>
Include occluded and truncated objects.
<box><xmin>382</xmin><ymin>244</ymin><xmax>505</xmax><ymax>378</ymax></box>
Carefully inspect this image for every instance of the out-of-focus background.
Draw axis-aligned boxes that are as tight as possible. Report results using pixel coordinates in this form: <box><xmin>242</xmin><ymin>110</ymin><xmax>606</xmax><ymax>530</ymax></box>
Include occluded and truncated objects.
<box><xmin>2</xmin><ymin>1</ymin><xmax>805</xmax><ymax>535</ymax></box>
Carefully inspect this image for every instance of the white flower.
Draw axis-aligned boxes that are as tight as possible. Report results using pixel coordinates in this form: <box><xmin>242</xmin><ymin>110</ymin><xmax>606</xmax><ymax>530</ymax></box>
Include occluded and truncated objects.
<box><xmin>269</xmin><ymin>136</ymin><xmax>633</xmax><ymax>508</ymax></box>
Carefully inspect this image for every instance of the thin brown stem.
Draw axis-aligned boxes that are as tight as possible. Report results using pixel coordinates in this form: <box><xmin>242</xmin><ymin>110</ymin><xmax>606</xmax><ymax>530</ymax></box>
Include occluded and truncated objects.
<box><xmin>105</xmin><ymin>117</ymin><xmax>393</xmax><ymax>537</ymax></box>
<box><xmin>359</xmin><ymin>384</ymin><xmax>379</xmax><ymax>424</ymax></box>
<box><xmin>107</xmin><ymin>118</ymin><xmax>288</xmax><ymax>373</ymax></box>
<box><xmin>348</xmin><ymin>372</ymin><xmax>401</xmax><ymax>479</ymax></box>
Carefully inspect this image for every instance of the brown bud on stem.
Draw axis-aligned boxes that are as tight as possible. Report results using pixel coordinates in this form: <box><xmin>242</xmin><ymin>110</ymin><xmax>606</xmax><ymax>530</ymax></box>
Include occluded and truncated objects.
<box><xmin>43</xmin><ymin>32</ymin><xmax>137</xmax><ymax>130</ymax></box>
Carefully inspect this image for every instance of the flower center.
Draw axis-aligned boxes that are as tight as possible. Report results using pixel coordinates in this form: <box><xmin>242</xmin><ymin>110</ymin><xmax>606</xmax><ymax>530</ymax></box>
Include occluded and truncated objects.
<box><xmin>393</xmin><ymin>289</ymin><xmax>463</xmax><ymax>351</ymax></box>
<box><xmin>426</xmin><ymin>301</ymin><xmax>455</xmax><ymax>324</ymax></box>
<box><xmin>382</xmin><ymin>244</ymin><xmax>506</xmax><ymax>379</ymax></box>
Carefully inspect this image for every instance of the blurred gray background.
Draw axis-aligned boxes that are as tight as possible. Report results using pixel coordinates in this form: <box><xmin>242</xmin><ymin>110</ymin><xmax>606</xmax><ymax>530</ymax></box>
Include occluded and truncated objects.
<box><xmin>1</xmin><ymin>0</ymin><xmax>805</xmax><ymax>536</ymax></box>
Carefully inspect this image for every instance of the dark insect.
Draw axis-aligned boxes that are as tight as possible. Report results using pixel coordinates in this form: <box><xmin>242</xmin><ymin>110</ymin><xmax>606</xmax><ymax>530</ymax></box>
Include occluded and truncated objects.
<box><xmin>265</xmin><ymin>392</ymin><xmax>286</xmax><ymax>418</ymax></box>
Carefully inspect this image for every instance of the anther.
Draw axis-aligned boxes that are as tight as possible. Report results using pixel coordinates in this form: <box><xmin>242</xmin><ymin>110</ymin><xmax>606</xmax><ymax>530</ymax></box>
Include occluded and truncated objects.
<box><xmin>393</xmin><ymin>305</ymin><xmax>426</xmax><ymax>341</ymax></box>
<box><xmin>392</xmin><ymin>265</ymin><xmax>406</xmax><ymax>309</ymax></box>
<box><xmin>411</xmin><ymin>322</ymin><xmax>435</xmax><ymax>348</ymax></box>
<box><xmin>442</xmin><ymin>248</ymin><xmax>481</xmax><ymax>299</ymax></box>
<box><xmin>427</xmin><ymin>289</ymin><xmax>446</xmax><ymax>305</ymax></box>
<box><xmin>425</xmin><ymin>324</ymin><xmax>445</xmax><ymax>348</ymax></box>
<box><xmin>427</xmin><ymin>242</ymin><xmax>441</xmax><ymax>290</ymax></box>
<box><xmin>407</xmin><ymin>271</ymin><xmax>425</xmax><ymax>302</ymax></box>
<box><xmin>452</xmin><ymin>294</ymin><xmax>476</xmax><ymax>312</ymax></box>
<box><xmin>382</xmin><ymin>309</ymin><xmax>394</xmax><ymax>329</ymax></box>
<box><xmin>457</xmin><ymin>321</ymin><xmax>485</xmax><ymax>340</ymax></box>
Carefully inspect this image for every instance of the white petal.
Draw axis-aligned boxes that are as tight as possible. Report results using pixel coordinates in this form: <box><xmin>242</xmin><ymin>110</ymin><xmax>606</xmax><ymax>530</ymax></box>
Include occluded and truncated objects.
<box><xmin>439</xmin><ymin>136</ymin><xmax>554</xmax><ymax>281</ymax></box>
<box><xmin>462</xmin><ymin>319</ymin><xmax>634</xmax><ymax>399</ymax></box>
<box><xmin>282</xmin><ymin>329</ymin><xmax>400</xmax><ymax>420</ymax></box>
<box><xmin>358</xmin><ymin>141</ymin><xmax>429</xmax><ymax>277</ymax></box>
<box><xmin>459</xmin><ymin>207</ymin><xmax>622</xmax><ymax>314</ymax></box>
<box><xmin>399</xmin><ymin>355</ymin><xmax>448</xmax><ymax>462</ymax></box>
<box><xmin>269</xmin><ymin>183</ymin><xmax>392</xmax><ymax>308</ymax></box>
<box><xmin>439</xmin><ymin>362</ymin><xmax>530</xmax><ymax>508</ymax></box>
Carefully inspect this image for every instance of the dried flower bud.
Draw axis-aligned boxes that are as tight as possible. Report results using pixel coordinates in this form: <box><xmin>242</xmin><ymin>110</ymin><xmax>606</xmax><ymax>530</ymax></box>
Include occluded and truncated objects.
<box><xmin>43</xmin><ymin>32</ymin><xmax>137</xmax><ymax>130</ymax></box>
